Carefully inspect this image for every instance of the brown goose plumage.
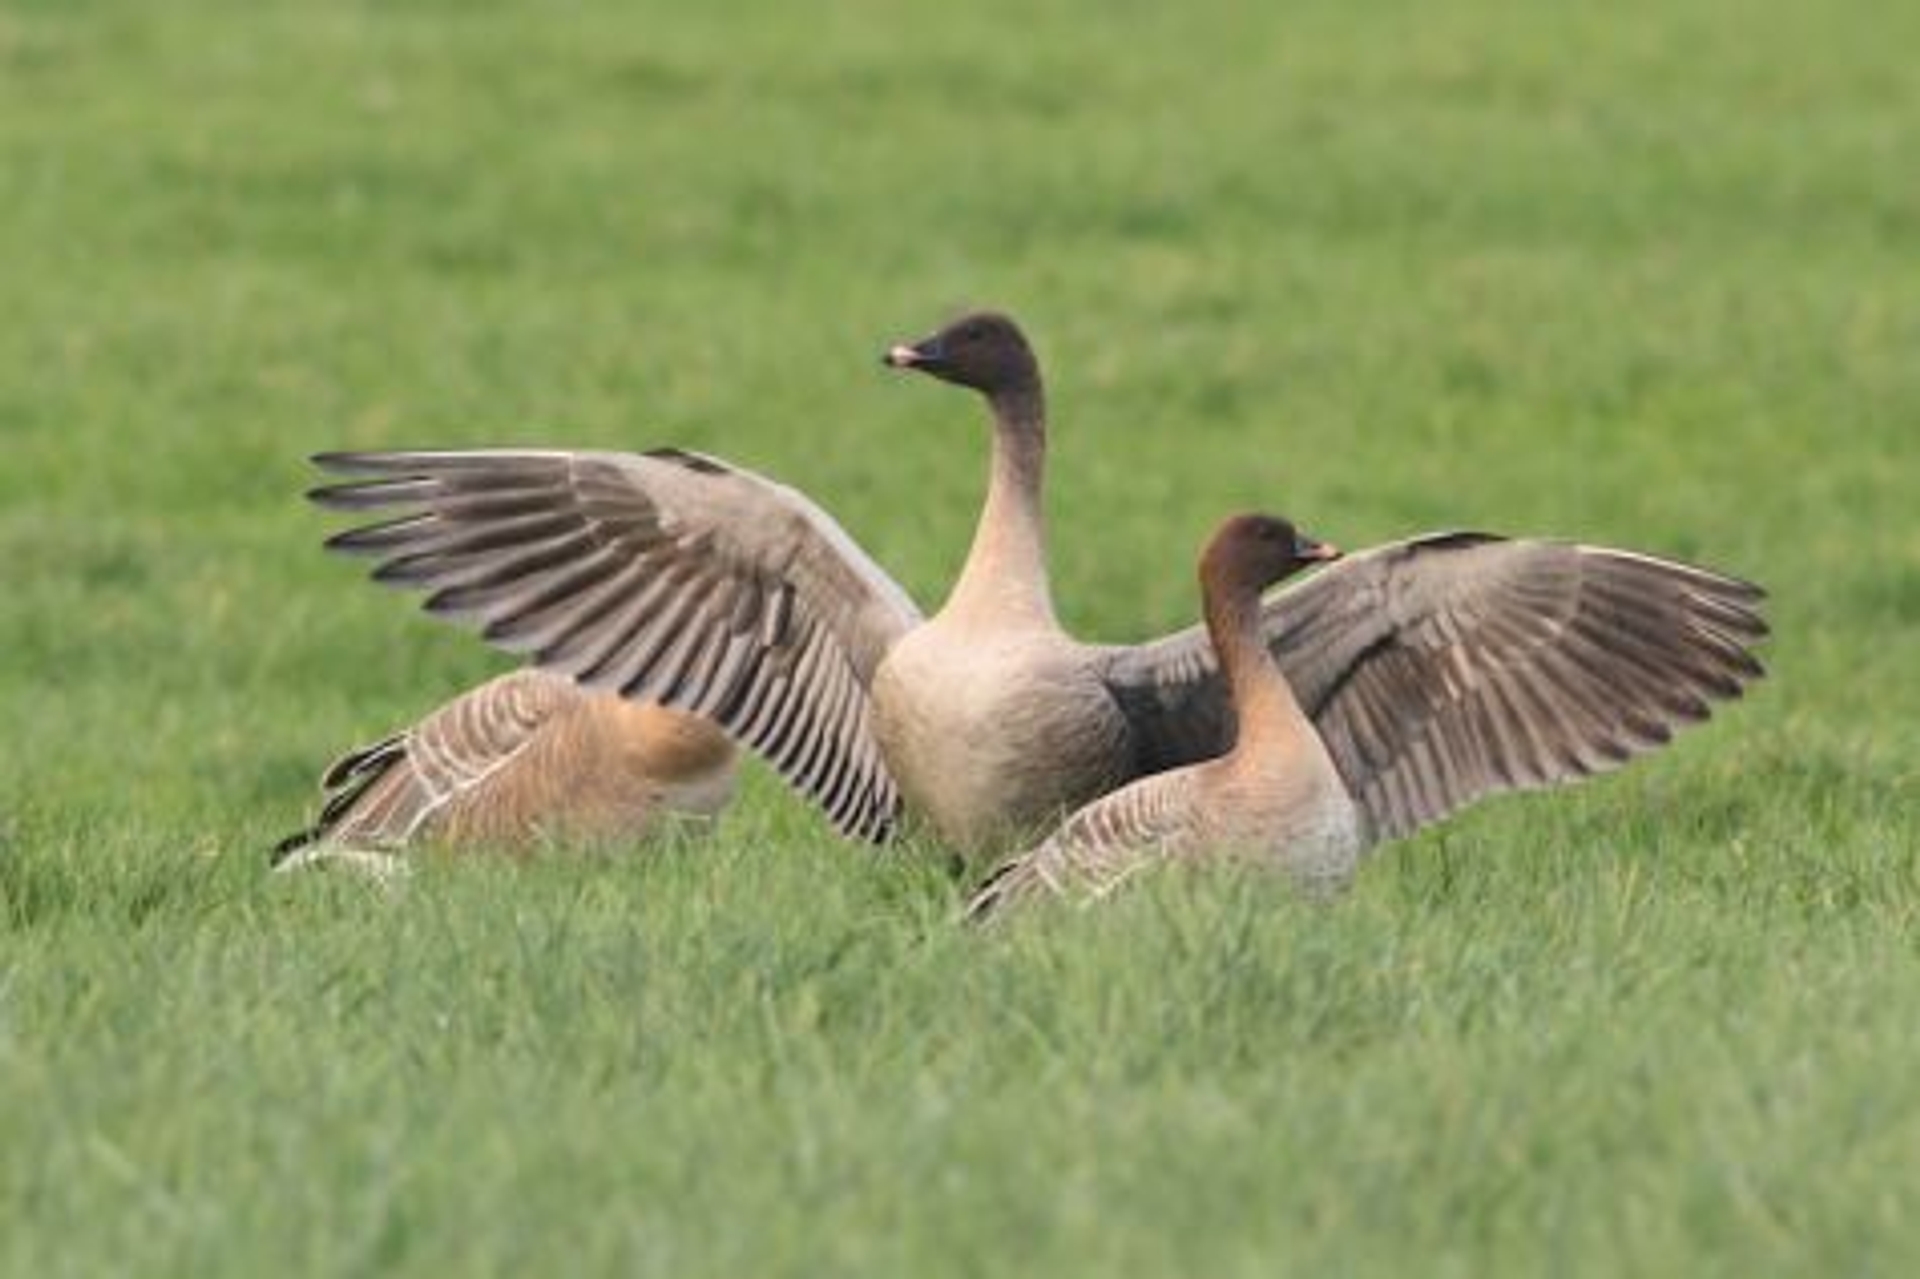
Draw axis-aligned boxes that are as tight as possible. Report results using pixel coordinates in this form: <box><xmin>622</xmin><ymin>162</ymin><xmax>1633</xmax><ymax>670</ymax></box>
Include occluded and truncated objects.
<box><xmin>969</xmin><ymin>514</ymin><xmax>1355</xmax><ymax>918</ymax></box>
<box><xmin>308</xmin><ymin>310</ymin><xmax>1766</xmax><ymax>858</ymax></box>
<box><xmin>272</xmin><ymin>669</ymin><xmax>737</xmax><ymax>866</ymax></box>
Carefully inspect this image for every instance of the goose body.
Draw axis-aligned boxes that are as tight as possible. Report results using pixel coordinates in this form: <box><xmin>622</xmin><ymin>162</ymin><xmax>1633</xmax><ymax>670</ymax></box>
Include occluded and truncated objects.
<box><xmin>969</xmin><ymin>725</ymin><xmax>1366</xmax><ymax>915</ymax></box>
<box><xmin>273</xmin><ymin>669</ymin><xmax>737</xmax><ymax>866</ymax></box>
<box><xmin>309</xmin><ymin>311</ymin><xmax>1766</xmax><ymax>861</ymax></box>
<box><xmin>870</xmin><ymin>624</ymin><xmax>1131</xmax><ymax>851</ymax></box>
<box><xmin>968</xmin><ymin>515</ymin><xmax>1365</xmax><ymax>917</ymax></box>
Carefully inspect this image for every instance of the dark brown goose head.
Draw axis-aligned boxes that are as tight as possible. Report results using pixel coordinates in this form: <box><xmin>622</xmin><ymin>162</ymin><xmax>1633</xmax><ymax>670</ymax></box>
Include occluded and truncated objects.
<box><xmin>1200</xmin><ymin>513</ymin><xmax>1341</xmax><ymax>603</ymax></box>
<box><xmin>883</xmin><ymin>311</ymin><xmax>1040</xmax><ymax>399</ymax></box>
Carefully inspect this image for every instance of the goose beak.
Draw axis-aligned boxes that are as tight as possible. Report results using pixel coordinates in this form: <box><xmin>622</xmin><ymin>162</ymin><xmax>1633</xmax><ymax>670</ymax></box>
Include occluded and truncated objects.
<box><xmin>1298</xmin><ymin>537</ymin><xmax>1341</xmax><ymax>563</ymax></box>
<box><xmin>883</xmin><ymin>334</ymin><xmax>946</xmax><ymax>372</ymax></box>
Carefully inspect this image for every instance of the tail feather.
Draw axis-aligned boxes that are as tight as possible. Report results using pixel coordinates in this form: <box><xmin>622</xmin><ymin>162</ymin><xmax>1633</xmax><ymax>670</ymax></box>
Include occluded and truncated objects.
<box><xmin>270</xmin><ymin>734</ymin><xmax>414</xmax><ymax>867</ymax></box>
<box><xmin>963</xmin><ymin>859</ymin><xmax>1026</xmax><ymax>925</ymax></box>
<box><xmin>320</xmin><ymin>733</ymin><xmax>405</xmax><ymax>790</ymax></box>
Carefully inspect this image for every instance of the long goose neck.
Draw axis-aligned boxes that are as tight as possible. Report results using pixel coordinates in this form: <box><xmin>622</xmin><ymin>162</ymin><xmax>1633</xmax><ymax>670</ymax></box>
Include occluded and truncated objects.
<box><xmin>1205</xmin><ymin>572</ymin><xmax>1310</xmax><ymax>763</ymax></box>
<box><xmin>943</xmin><ymin>383</ymin><xmax>1056</xmax><ymax>629</ymax></box>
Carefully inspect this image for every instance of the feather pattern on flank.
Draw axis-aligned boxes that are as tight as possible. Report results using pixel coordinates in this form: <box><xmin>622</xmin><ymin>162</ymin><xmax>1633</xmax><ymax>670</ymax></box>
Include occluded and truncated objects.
<box><xmin>273</xmin><ymin>669</ymin><xmax>738</xmax><ymax>864</ymax></box>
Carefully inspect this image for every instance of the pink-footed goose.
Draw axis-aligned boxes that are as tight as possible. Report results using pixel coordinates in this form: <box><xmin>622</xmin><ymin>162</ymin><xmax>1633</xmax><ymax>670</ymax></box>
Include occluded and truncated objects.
<box><xmin>308</xmin><ymin>311</ymin><xmax>1766</xmax><ymax>857</ymax></box>
<box><xmin>966</xmin><ymin>514</ymin><xmax>1357</xmax><ymax>919</ymax></box>
<box><xmin>272</xmin><ymin>669</ymin><xmax>737</xmax><ymax>868</ymax></box>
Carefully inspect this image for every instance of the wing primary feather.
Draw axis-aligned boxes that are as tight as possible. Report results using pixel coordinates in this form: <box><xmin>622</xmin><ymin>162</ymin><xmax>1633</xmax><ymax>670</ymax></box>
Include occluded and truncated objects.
<box><xmin>326</xmin><ymin>513</ymin><xmax>443</xmax><ymax>554</ymax></box>
<box><xmin>408</xmin><ymin>529</ymin><xmax>599</xmax><ymax>601</ymax></box>
<box><xmin>310</xmin><ymin>477</ymin><xmax>443</xmax><ymax>511</ymax></box>
<box><xmin>487</xmin><ymin>549</ymin><xmax>644</xmax><ymax>652</ymax></box>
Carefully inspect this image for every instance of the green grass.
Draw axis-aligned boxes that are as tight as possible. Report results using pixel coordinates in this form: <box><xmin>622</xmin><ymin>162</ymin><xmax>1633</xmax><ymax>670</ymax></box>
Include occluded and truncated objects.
<box><xmin>3</xmin><ymin>0</ymin><xmax>1918</xmax><ymax>1273</ymax></box>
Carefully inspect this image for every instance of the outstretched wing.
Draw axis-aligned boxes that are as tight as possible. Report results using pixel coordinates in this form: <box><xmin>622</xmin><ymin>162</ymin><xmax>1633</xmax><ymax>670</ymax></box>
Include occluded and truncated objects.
<box><xmin>310</xmin><ymin>448</ymin><xmax>924</xmax><ymax>843</ymax></box>
<box><xmin>1103</xmin><ymin>533</ymin><xmax>1766</xmax><ymax>842</ymax></box>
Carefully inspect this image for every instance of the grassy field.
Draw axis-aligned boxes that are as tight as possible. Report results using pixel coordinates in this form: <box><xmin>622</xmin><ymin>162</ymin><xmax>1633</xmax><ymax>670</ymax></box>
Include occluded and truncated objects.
<box><xmin>4</xmin><ymin>0</ymin><xmax>1918</xmax><ymax>1273</ymax></box>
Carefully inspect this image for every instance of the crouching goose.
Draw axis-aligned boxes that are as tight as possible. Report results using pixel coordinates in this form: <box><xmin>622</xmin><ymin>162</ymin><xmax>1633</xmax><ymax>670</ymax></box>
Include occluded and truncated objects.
<box><xmin>308</xmin><ymin>311</ymin><xmax>1766</xmax><ymax>858</ymax></box>
<box><xmin>272</xmin><ymin>669</ymin><xmax>737</xmax><ymax>868</ymax></box>
<box><xmin>966</xmin><ymin>514</ymin><xmax>1358</xmax><ymax>918</ymax></box>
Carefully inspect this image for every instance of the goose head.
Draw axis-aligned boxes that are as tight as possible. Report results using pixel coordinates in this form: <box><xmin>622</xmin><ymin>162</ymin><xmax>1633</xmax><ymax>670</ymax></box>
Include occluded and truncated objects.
<box><xmin>1201</xmin><ymin>513</ymin><xmax>1342</xmax><ymax>599</ymax></box>
<box><xmin>883</xmin><ymin>311</ymin><xmax>1040</xmax><ymax>398</ymax></box>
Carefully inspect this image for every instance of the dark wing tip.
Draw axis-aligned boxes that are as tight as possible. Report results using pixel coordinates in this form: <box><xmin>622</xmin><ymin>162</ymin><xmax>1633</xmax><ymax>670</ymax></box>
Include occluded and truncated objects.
<box><xmin>311</xmin><ymin>450</ymin><xmax>403</xmax><ymax>474</ymax></box>
<box><xmin>1597</xmin><ymin>545</ymin><xmax>1768</xmax><ymax>603</ymax></box>
<box><xmin>309</xmin><ymin>480</ymin><xmax>418</xmax><ymax>511</ymax></box>
<box><xmin>319</xmin><ymin>735</ymin><xmax>406</xmax><ymax>790</ymax></box>
<box><xmin>312</xmin><ymin>449</ymin><xmax>531</xmax><ymax>476</ymax></box>
<box><xmin>268</xmin><ymin>827</ymin><xmax>317</xmax><ymax>865</ymax></box>
<box><xmin>644</xmin><ymin>446</ymin><xmax>732</xmax><ymax>476</ymax></box>
<box><xmin>962</xmin><ymin>861</ymin><xmax>1022</xmax><ymax>924</ymax></box>
<box><xmin>1710</xmin><ymin>570</ymin><xmax>1768</xmax><ymax>604</ymax></box>
<box><xmin>309</xmin><ymin>482</ymin><xmax>361</xmax><ymax>510</ymax></box>
<box><xmin>326</xmin><ymin>522</ymin><xmax>397</xmax><ymax>553</ymax></box>
<box><xmin>1418</xmin><ymin>530</ymin><xmax>1506</xmax><ymax>553</ymax></box>
<box><xmin>273</xmin><ymin>736</ymin><xmax>412</xmax><ymax>865</ymax></box>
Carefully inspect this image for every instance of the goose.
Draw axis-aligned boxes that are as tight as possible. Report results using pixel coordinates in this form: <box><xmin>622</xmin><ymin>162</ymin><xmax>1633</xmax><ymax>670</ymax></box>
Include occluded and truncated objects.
<box><xmin>965</xmin><ymin>513</ymin><xmax>1360</xmax><ymax>919</ymax></box>
<box><xmin>272</xmin><ymin>668</ymin><xmax>737</xmax><ymax>868</ymax></box>
<box><xmin>308</xmin><ymin>310</ymin><xmax>1766</xmax><ymax>858</ymax></box>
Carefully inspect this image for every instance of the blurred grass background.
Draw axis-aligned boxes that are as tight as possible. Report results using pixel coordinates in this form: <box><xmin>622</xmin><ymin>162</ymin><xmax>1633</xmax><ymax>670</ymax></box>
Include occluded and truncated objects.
<box><xmin>2</xmin><ymin>1</ymin><xmax>1916</xmax><ymax>1274</ymax></box>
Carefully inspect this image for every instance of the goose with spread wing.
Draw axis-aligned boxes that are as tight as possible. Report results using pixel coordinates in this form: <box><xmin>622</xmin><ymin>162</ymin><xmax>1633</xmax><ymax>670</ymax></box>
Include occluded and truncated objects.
<box><xmin>310</xmin><ymin>311</ymin><xmax>1766</xmax><ymax>855</ymax></box>
<box><xmin>273</xmin><ymin>669</ymin><xmax>737</xmax><ymax>868</ymax></box>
